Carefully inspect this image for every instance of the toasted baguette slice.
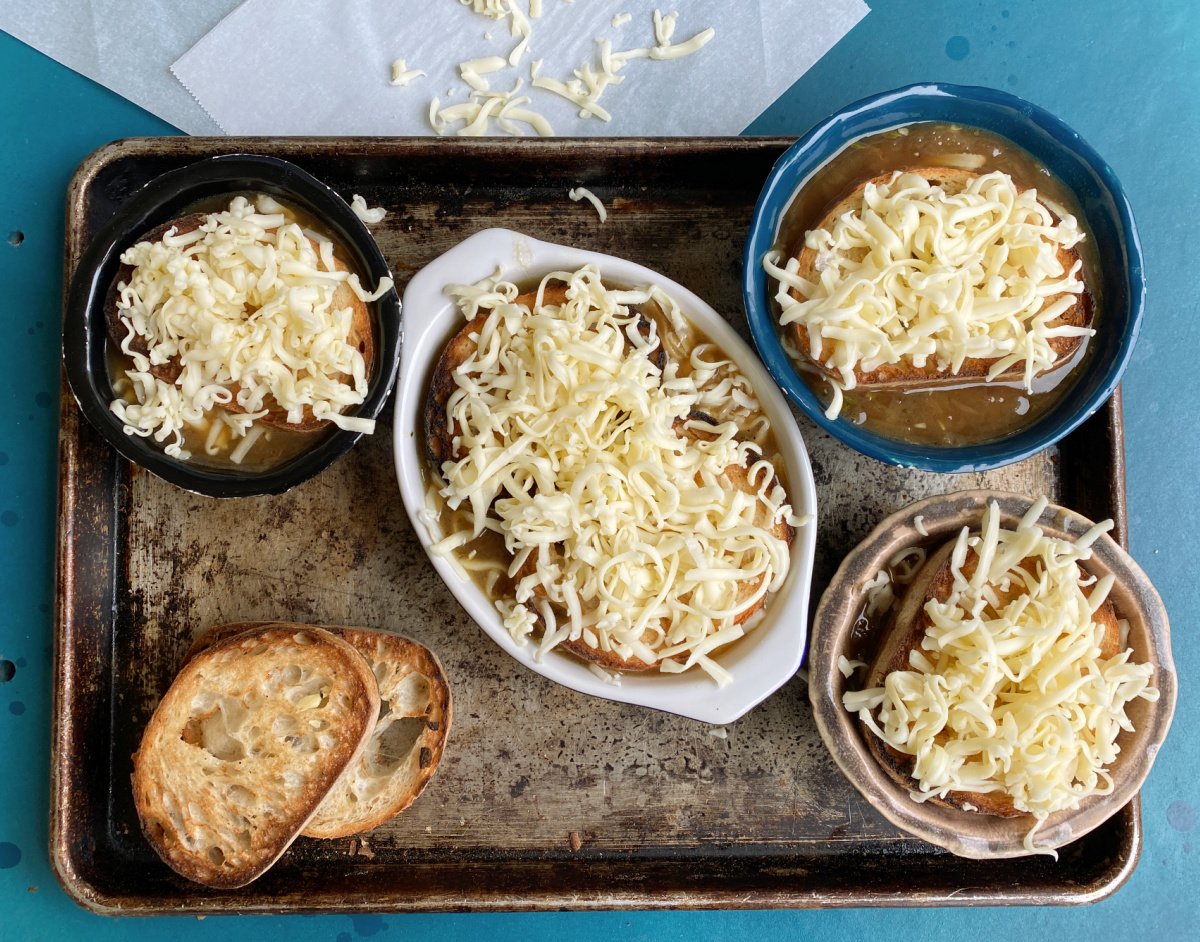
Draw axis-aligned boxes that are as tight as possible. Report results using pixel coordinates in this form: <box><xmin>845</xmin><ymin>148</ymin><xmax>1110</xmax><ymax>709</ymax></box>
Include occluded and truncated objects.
<box><xmin>791</xmin><ymin>167</ymin><xmax>1092</xmax><ymax>390</ymax></box>
<box><xmin>132</xmin><ymin>624</ymin><xmax>379</xmax><ymax>888</ymax></box>
<box><xmin>522</xmin><ymin>413</ymin><xmax>794</xmax><ymax>672</ymax></box>
<box><xmin>864</xmin><ymin>541</ymin><xmax>1120</xmax><ymax>818</ymax></box>
<box><xmin>186</xmin><ymin>622</ymin><xmax>452</xmax><ymax>839</ymax></box>
<box><xmin>306</xmin><ymin>629</ymin><xmax>451</xmax><ymax>837</ymax></box>
<box><xmin>107</xmin><ymin>215</ymin><xmax>374</xmax><ymax>432</ymax></box>
<box><xmin>424</xmin><ymin>284</ymin><xmax>666</xmax><ymax>471</ymax></box>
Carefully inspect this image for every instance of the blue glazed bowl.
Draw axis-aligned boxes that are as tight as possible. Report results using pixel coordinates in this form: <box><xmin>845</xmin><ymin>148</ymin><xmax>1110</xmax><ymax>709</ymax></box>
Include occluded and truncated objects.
<box><xmin>742</xmin><ymin>83</ymin><xmax>1145</xmax><ymax>473</ymax></box>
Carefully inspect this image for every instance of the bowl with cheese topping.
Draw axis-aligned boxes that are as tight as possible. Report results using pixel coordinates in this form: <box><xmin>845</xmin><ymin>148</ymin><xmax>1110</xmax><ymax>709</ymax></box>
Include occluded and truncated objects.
<box><xmin>396</xmin><ymin>228</ymin><xmax>818</xmax><ymax>723</ymax></box>
<box><xmin>808</xmin><ymin>490</ymin><xmax>1175</xmax><ymax>858</ymax></box>
<box><xmin>64</xmin><ymin>154</ymin><xmax>400</xmax><ymax>497</ymax></box>
<box><xmin>743</xmin><ymin>83</ymin><xmax>1145</xmax><ymax>472</ymax></box>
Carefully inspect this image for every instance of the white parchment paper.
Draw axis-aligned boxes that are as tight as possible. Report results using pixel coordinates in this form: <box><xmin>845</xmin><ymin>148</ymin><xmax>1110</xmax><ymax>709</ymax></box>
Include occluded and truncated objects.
<box><xmin>0</xmin><ymin>0</ymin><xmax>240</xmax><ymax>134</ymax></box>
<box><xmin>171</xmin><ymin>0</ymin><xmax>869</xmax><ymax>136</ymax></box>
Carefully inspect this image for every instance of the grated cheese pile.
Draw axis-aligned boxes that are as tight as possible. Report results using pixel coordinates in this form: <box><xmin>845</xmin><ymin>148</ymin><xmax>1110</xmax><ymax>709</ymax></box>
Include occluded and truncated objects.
<box><xmin>843</xmin><ymin>498</ymin><xmax>1158</xmax><ymax>854</ymax></box>
<box><xmin>109</xmin><ymin>195</ymin><xmax>392</xmax><ymax>461</ymax></box>
<box><xmin>764</xmin><ymin>170</ymin><xmax>1091</xmax><ymax>419</ymax></box>
<box><xmin>430</xmin><ymin>265</ymin><xmax>799</xmax><ymax>684</ymax></box>
<box><xmin>414</xmin><ymin>4</ymin><xmax>715</xmax><ymax>137</ymax></box>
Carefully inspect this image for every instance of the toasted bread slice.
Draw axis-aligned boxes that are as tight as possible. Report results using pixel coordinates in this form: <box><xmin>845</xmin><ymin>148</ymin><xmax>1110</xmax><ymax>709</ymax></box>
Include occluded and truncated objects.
<box><xmin>107</xmin><ymin>214</ymin><xmax>374</xmax><ymax>433</ymax></box>
<box><xmin>131</xmin><ymin>624</ymin><xmax>379</xmax><ymax>888</ymax></box>
<box><xmin>791</xmin><ymin>167</ymin><xmax>1092</xmax><ymax>390</ymax></box>
<box><xmin>521</xmin><ymin>413</ymin><xmax>794</xmax><ymax>672</ymax></box>
<box><xmin>186</xmin><ymin>622</ymin><xmax>452</xmax><ymax>839</ymax></box>
<box><xmin>863</xmin><ymin>541</ymin><xmax>1120</xmax><ymax>818</ymax></box>
<box><xmin>424</xmin><ymin>284</ymin><xmax>666</xmax><ymax>471</ymax></box>
<box><xmin>305</xmin><ymin>629</ymin><xmax>451</xmax><ymax>838</ymax></box>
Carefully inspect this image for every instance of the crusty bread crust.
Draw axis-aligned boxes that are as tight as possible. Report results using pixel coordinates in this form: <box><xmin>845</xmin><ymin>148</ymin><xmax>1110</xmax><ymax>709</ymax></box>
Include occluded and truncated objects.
<box><xmin>791</xmin><ymin>167</ymin><xmax>1093</xmax><ymax>389</ymax></box>
<box><xmin>107</xmin><ymin>214</ymin><xmax>375</xmax><ymax>434</ymax></box>
<box><xmin>132</xmin><ymin>624</ymin><xmax>379</xmax><ymax>888</ymax></box>
<box><xmin>863</xmin><ymin>541</ymin><xmax>1121</xmax><ymax>819</ymax></box>
<box><xmin>184</xmin><ymin>622</ymin><xmax>453</xmax><ymax>839</ymax></box>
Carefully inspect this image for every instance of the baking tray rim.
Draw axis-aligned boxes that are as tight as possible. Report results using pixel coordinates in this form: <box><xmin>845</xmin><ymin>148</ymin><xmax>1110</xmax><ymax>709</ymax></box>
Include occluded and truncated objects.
<box><xmin>50</xmin><ymin>135</ymin><xmax>1140</xmax><ymax>914</ymax></box>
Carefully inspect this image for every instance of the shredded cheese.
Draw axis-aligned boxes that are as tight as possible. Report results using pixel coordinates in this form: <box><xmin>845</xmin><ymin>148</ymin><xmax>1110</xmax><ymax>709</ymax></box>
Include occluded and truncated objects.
<box><xmin>389</xmin><ymin>59</ymin><xmax>426</xmax><ymax>87</ymax></box>
<box><xmin>844</xmin><ymin>499</ymin><xmax>1158</xmax><ymax>854</ymax></box>
<box><xmin>432</xmin><ymin>78</ymin><xmax>554</xmax><ymax>137</ymax></box>
<box><xmin>765</xmin><ymin>170</ymin><xmax>1090</xmax><ymax>419</ymax></box>
<box><xmin>433</xmin><ymin>266</ymin><xmax>799</xmax><ymax>684</ymax></box>
<box><xmin>837</xmin><ymin>655</ymin><xmax>866</xmax><ymax>679</ymax></box>
<box><xmin>568</xmin><ymin>187</ymin><xmax>607</xmax><ymax>222</ymax></box>
<box><xmin>420</xmin><ymin>4</ymin><xmax>714</xmax><ymax>137</ymax></box>
<box><xmin>109</xmin><ymin>195</ymin><xmax>388</xmax><ymax>460</ymax></box>
<box><xmin>350</xmin><ymin>194</ymin><xmax>387</xmax><ymax>224</ymax></box>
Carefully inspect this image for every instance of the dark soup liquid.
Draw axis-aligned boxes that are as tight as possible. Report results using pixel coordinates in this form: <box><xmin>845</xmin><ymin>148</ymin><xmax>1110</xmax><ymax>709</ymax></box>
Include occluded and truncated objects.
<box><xmin>773</xmin><ymin>123</ymin><xmax>1100</xmax><ymax>447</ymax></box>
<box><xmin>106</xmin><ymin>347</ymin><xmax>330</xmax><ymax>473</ymax></box>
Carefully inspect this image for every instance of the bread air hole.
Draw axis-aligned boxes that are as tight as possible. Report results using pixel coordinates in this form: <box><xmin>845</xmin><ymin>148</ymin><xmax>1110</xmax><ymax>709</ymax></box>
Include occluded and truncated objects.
<box><xmin>391</xmin><ymin>673</ymin><xmax>430</xmax><ymax>714</ymax></box>
<box><xmin>273</xmin><ymin>715</ymin><xmax>298</xmax><ymax>736</ymax></box>
<box><xmin>147</xmin><ymin>818</ymin><xmax>166</xmax><ymax>844</ymax></box>
<box><xmin>369</xmin><ymin>715</ymin><xmax>426</xmax><ymax>775</ymax></box>
<box><xmin>283</xmin><ymin>674</ymin><xmax>331</xmax><ymax>705</ymax></box>
<box><xmin>206</xmin><ymin>846</ymin><xmax>226</xmax><ymax>867</ymax></box>
<box><xmin>226</xmin><ymin>784</ymin><xmax>255</xmax><ymax>807</ymax></box>
<box><xmin>180</xmin><ymin>708</ymin><xmax>247</xmax><ymax>763</ymax></box>
<box><xmin>284</xmin><ymin>733</ymin><xmax>318</xmax><ymax>754</ymax></box>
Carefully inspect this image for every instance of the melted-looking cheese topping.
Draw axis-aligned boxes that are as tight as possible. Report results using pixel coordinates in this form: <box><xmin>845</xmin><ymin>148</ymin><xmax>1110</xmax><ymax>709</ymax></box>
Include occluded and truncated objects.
<box><xmin>431</xmin><ymin>266</ymin><xmax>799</xmax><ymax>684</ymax></box>
<box><xmin>843</xmin><ymin>498</ymin><xmax>1158</xmax><ymax>853</ymax></box>
<box><xmin>110</xmin><ymin>195</ymin><xmax>392</xmax><ymax>459</ymax></box>
<box><xmin>764</xmin><ymin>171</ymin><xmax>1090</xmax><ymax>419</ymax></box>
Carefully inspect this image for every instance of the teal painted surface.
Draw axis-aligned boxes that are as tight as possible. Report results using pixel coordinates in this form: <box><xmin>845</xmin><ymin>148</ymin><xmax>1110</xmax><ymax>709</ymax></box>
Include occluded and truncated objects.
<box><xmin>1</xmin><ymin>0</ymin><xmax>1196</xmax><ymax>937</ymax></box>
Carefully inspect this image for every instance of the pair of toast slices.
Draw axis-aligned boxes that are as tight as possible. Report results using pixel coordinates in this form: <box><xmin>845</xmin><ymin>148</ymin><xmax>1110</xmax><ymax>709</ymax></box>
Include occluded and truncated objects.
<box><xmin>424</xmin><ymin>284</ymin><xmax>794</xmax><ymax>672</ymax></box>
<box><xmin>132</xmin><ymin>622</ymin><xmax>451</xmax><ymax>888</ymax></box>
<box><xmin>790</xmin><ymin>167</ymin><xmax>1093</xmax><ymax>390</ymax></box>
<box><xmin>863</xmin><ymin>541</ymin><xmax>1119</xmax><ymax>818</ymax></box>
<box><xmin>108</xmin><ymin>215</ymin><xmax>375</xmax><ymax>432</ymax></box>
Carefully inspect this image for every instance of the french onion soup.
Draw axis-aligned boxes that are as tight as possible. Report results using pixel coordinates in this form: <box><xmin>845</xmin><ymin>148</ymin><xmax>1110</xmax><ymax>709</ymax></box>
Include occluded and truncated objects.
<box><xmin>422</xmin><ymin>265</ymin><xmax>803</xmax><ymax>685</ymax></box>
<box><xmin>763</xmin><ymin>124</ymin><xmax>1099</xmax><ymax>446</ymax></box>
<box><xmin>841</xmin><ymin>498</ymin><xmax>1157</xmax><ymax>854</ymax></box>
<box><xmin>106</xmin><ymin>194</ymin><xmax>393</xmax><ymax>470</ymax></box>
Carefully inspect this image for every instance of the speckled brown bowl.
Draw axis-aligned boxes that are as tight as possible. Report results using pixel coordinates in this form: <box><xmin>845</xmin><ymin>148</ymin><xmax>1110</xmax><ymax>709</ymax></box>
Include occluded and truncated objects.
<box><xmin>809</xmin><ymin>490</ymin><xmax>1176</xmax><ymax>859</ymax></box>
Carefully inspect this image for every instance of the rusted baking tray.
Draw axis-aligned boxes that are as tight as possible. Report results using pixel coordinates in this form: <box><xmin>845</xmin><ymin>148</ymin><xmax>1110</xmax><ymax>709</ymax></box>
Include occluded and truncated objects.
<box><xmin>52</xmin><ymin>137</ymin><xmax>1137</xmax><ymax>914</ymax></box>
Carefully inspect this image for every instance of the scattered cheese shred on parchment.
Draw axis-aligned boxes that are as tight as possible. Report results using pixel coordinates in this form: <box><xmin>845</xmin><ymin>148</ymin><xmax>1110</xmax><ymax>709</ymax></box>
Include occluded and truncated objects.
<box><xmin>396</xmin><ymin>3</ymin><xmax>716</xmax><ymax>137</ymax></box>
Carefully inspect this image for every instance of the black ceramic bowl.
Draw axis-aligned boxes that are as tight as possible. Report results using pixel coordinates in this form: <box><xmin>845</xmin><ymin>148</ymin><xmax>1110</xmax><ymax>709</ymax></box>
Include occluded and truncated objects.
<box><xmin>63</xmin><ymin>153</ymin><xmax>401</xmax><ymax>497</ymax></box>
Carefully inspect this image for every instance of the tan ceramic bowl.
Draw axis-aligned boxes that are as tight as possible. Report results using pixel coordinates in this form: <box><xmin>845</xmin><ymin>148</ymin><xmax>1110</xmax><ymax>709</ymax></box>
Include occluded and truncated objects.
<box><xmin>809</xmin><ymin>490</ymin><xmax>1176</xmax><ymax>859</ymax></box>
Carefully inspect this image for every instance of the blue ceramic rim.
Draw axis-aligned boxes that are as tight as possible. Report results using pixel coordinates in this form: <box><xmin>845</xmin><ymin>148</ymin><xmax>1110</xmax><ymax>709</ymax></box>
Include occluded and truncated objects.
<box><xmin>63</xmin><ymin>152</ymin><xmax>402</xmax><ymax>498</ymax></box>
<box><xmin>742</xmin><ymin>82</ymin><xmax>1146</xmax><ymax>473</ymax></box>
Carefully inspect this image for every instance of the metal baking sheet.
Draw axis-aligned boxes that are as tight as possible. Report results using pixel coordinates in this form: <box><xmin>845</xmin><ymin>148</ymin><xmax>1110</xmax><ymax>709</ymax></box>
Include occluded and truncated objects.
<box><xmin>52</xmin><ymin>137</ymin><xmax>1136</xmax><ymax>913</ymax></box>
